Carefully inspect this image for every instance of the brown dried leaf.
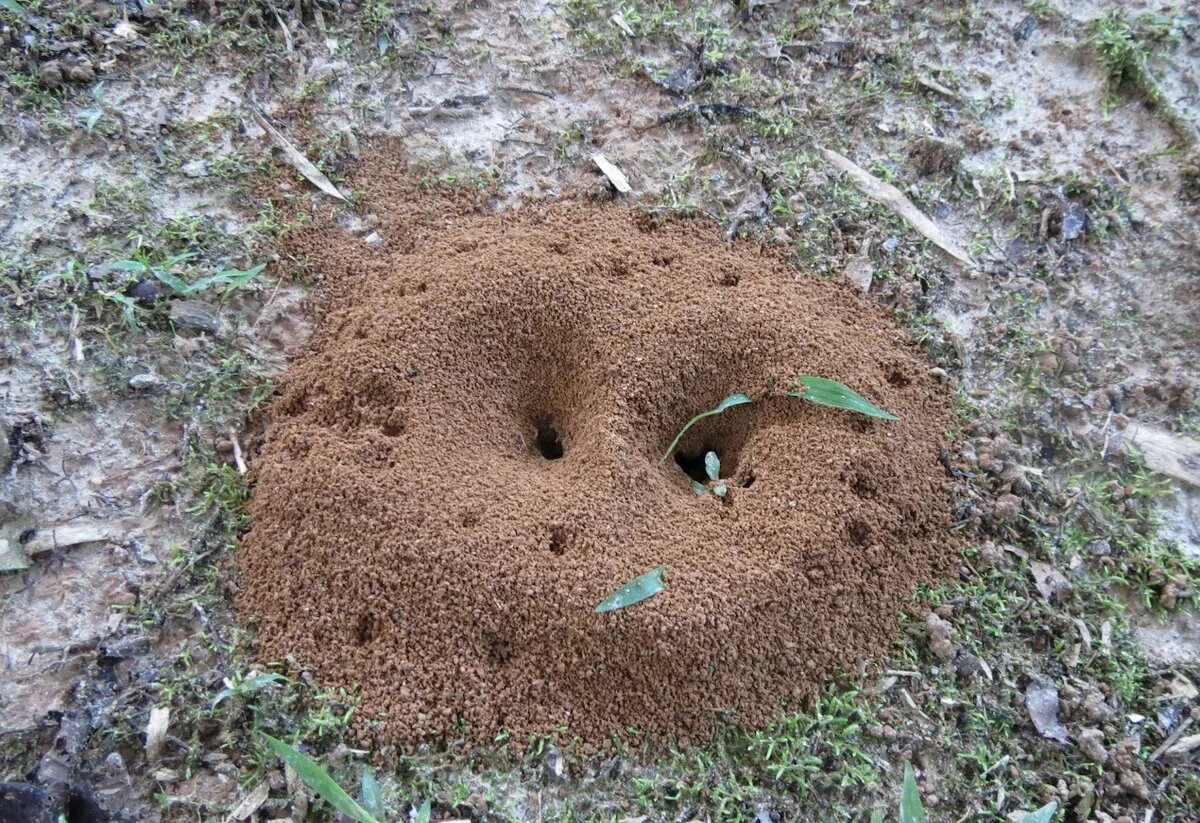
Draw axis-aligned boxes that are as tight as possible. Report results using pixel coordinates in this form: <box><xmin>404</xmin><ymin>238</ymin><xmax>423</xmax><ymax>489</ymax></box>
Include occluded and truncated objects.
<box><xmin>1030</xmin><ymin>561</ymin><xmax>1073</xmax><ymax>603</ymax></box>
<box><xmin>1025</xmin><ymin>679</ymin><xmax>1069</xmax><ymax>743</ymax></box>
<box><xmin>227</xmin><ymin>781</ymin><xmax>271</xmax><ymax>822</ymax></box>
<box><xmin>820</xmin><ymin>147</ymin><xmax>975</xmax><ymax>267</ymax></box>
<box><xmin>250</xmin><ymin>105</ymin><xmax>347</xmax><ymax>201</ymax></box>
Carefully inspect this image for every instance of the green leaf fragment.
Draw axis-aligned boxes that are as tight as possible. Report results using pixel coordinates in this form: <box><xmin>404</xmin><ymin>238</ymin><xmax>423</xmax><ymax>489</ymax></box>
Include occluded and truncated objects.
<box><xmin>713</xmin><ymin>482</ymin><xmax>727</xmax><ymax>498</ymax></box>
<box><xmin>190</xmin><ymin>263</ymin><xmax>267</xmax><ymax>295</ymax></box>
<box><xmin>149</xmin><ymin>268</ymin><xmax>191</xmax><ymax>295</ymax></box>
<box><xmin>595</xmin><ymin>566</ymin><xmax>667</xmax><ymax>613</ymax></box>
<box><xmin>790</xmin><ymin>375</ymin><xmax>898</xmax><ymax>421</ymax></box>
<box><xmin>1018</xmin><ymin>802</ymin><xmax>1058</xmax><ymax>823</ymax></box>
<box><xmin>415</xmin><ymin>798</ymin><xmax>432</xmax><ymax>823</ymax></box>
<box><xmin>360</xmin><ymin>767</ymin><xmax>382</xmax><ymax>821</ymax></box>
<box><xmin>900</xmin><ymin>762</ymin><xmax>926</xmax><ymax>823</ymax></box>
<box><xmin>692</xmin><ymin>481</ymin><xmax>706</xmax><ymax>496</ymax></box>
<box><xmin>211</xmin><ymin>672</ymin><xmax>287</xmax><ymax>708</ymax></box>
<box><xmin>0</xmin><ymin>1</ymin><xmax>25</xmax><ymax>15</ymax></box>
<box><xmin>659</xmin><ymin>392</ymin><xmax>752</xmax><ymax>465</ymax></box>
<box><xmin>703</xmin><ymin>450</ymin><xmax>720</xmax><ymax>481</ymax></box>
<box><xmin>260</xmin><ymin>734</ymin><xmax>382</xmax><ymax>823</ymax></box>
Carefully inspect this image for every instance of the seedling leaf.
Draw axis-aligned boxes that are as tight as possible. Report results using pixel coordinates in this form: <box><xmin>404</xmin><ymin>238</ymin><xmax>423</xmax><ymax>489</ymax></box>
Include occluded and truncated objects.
<box><xmin>188</xmin><ymin>263</ymin><xmax>266</xmax><ymax>296</ymax></box>
<box><xmin>703</xmin><ymin>451</ymin><xmax>720</xmax><ymax>481</ymax></box>
<box><xmin>0</xmin><ymin>1</ymin><xmax>25</xmax><ymax>15</ymax></box>
<box><xmin>1018</xmin><ymin>802</ymin><xmax>1058</xmax><ymax>823</ymax></box>
<box><xmin>260</xmin><ymin>734</ymin><xmax>382</xmax><ymax>823</ymax></box>
<box><xmin>900</xmin><ymin>762</ymin><xmax>926</xmax><ymax>823</ymax></box>
<box><xmin>109</xmin><ymin>260</ymin><xmax>148</xmax><ymax>273</ymax></box>
<box><xmin>713</xmin><ymin>482</ymin><xmax>728</xmax><ymax>498</ymax></box>
<box><xmin>149</xmin><ymin>267</ymin><xmax>190</xmax><ymax>295</ymax></box>
<box><xmin>692</xmin><ymin>481</ymin><xmax>706</xmax><ymax>496</ymax></box>
<box><xmin>595</xmin><ymin>566</ymin><xmax>667</xmax><ymax>613</ymax></box>
<box><xmin>790</xmin><ymin>376</ymin><xmax>898</xmax><ymax>421</ymax></box>
<box><xmin>659</xmin><ymin>393</ymin><xmax>752</xmax><ymax>465</ymax></box>
<box><xmin>360</xmin><ymin>767</ymin><xmax>382</xmax><ymax>820</ymax></box>
<box><xmin>415</xmin><ymin>798</ymin><xmax>432</xmax><ymax>823</ymax></box>
<box><xmin>211</xmin><ymin>672</ymin><xmax>287</xmax><ymax>709</ymax></box>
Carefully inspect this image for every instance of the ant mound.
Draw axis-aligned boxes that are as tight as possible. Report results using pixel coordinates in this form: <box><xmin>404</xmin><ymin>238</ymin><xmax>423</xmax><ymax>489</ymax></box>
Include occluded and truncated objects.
<box><xmin>238</xmin><ymin>159</ymin><xmax>959</xmax><ymax>748</ymax></box>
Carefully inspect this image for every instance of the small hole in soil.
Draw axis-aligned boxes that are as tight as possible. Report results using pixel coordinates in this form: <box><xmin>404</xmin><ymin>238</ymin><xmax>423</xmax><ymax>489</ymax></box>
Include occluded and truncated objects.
<box><xmin>381</xmin><ymin>421</ymin><xmax>404</xmax><ymax>437</ymax></box>
<box><xmin>848</xmin><ymin>517</ymin><xmax>872</xmax><ymax>547</ymax></box>
<box><xmin>548</xmin><ymin>525</ymin><xmax>568</xmax><ymax>555</ymax></box>
<box><xmin>487</xmin><ymin>635</ymin><xmax>512</xmax><ymax>665</ymax></box>
<box><xmin>740</xmin><ymin>473</ymin><xmax>756</xmax><ymax>488</ymax></box>
<box><xmin>675</xmin><ymin>449</ymin><xmax>716</xmax><ymax>485</ymax></box>
<box><xmin>533</xmin><ymin>416</ymin><xmax>564</xmax><ymax>460</ymax></box>
<box><xmin>355</xmin><ymin>614</ymin><xmax>378</xmax><ymax>645</ymax></box>
<box><xmin>885</xmin><ymin>364</ymin><xmax>911</xmax><ymax>387</ymax></box>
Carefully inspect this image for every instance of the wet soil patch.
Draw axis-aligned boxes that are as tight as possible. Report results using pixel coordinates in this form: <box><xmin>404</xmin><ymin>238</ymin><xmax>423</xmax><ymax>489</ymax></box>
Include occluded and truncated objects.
<box><xmin>237</xmin><ymin>156</ymin><xmax>959</xmax><ymax>747</ymax></box>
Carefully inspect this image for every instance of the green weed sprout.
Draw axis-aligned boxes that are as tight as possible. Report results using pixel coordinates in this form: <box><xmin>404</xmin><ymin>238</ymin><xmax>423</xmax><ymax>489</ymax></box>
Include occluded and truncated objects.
<box><xmin>659</xmin><ymin>377</ymin><xmax>897</xmax><ymax>466</ymax></box>
<box><xmin>693</xmin><ymin>450</ymin><xmax>728</xmax><ymax>498</ymax></box>
<box><xmin>111</xmin><ymin>252</ymin><xmax>266</xmax><ymax>298</ymax></box>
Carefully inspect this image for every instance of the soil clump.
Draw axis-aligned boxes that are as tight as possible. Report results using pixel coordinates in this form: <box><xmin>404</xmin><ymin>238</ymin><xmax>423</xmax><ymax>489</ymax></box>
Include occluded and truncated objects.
<box><xmin>237</xmin><ymin>154</ymin><xmax>960</xmax><ymax>747</ymax></box>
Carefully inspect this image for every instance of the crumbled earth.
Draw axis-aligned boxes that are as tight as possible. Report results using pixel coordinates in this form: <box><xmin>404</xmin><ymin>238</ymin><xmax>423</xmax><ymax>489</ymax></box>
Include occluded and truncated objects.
<box><xmin>0</xmin><ymin>0</ymin><xmax>1198</xmax><ymax>821</ymax></box>
<box><xmin>238</xmin><ymin>161</ymin><xmax>957</xmax><ymax>746</ymax></box>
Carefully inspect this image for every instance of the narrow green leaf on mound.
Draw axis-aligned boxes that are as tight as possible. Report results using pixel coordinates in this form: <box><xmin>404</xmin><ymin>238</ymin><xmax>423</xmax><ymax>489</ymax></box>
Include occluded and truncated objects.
<box><xmin>1018</xmin><ymin>802</ymin><xmax>1058</xmax><ymax>823</ymax></box>
<box><xmin>260</xmin><ymin>734</ymin><xmax>382</xmax><ymax>823</ymax></box>
<box><xmin>790</xmin><ymin>376</ymin><xmax>899</xmax><ymax>421</ymax></box>
<box><xmin>900</xmin><ymin>762</ymin><xmax>926</xmax><ymax>823</ymax></box>
<box><xmin>659</xmin><ymin>393</ymin><xmax>752</xmax><ymax>465</ymax></box>
<box><xmin>595</xmin><ymin>566</ymin><xmax>668</xmax><ymax>613</ymax></box>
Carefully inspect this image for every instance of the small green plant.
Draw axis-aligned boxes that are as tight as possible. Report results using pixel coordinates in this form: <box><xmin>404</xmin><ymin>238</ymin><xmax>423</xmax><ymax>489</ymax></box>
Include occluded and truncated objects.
<box><xmin>261</xmin><ymin>734</ymin><xmax>382</xmax><ymax>823</ymax></box>
<box><xmin>659</xmin><ymin>377</ymin><xmax>897</xmax><ymax>465</ymax></box>
<box><xmin>595</xmin><ymin>566</ymin><xmax>668</xmax><ymax>613</ymax></box>
<box><xmin>659</xmin><ymin>393</ymin><xmax>752</xmax><ymax>466</ymax></box>
<box><xmin>693</xmin><ymin>450</ymin><xmax>728</xmax><ymax>497</ymax></box>
<box><xmin>110</xmin><ymin>252</ymin><xmax>266</xmax><ymax>298</ymax></box>
<box><xmin>211</xmin><ymin>671</ymin><xmax>288</xmax><ymax>709</ymax></box>
<box><xmin>1091</xmin><ymin>12</ymin><xmax>1161</xmax><ymax>113</ymax></box>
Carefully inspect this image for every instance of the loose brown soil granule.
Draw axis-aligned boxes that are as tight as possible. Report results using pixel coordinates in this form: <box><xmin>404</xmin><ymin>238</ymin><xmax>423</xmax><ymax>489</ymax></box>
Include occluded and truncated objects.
<box><xmin>237</xmin><ymin>155</ymin><xmax>959</xmax><ymax>748</ymax></box>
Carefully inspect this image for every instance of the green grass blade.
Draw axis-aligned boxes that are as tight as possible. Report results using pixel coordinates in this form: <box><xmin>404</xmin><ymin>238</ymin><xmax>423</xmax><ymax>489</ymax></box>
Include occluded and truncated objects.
<box><xmin>191</xmin><ymin>263</ymin><xmax>267</xmax><ymax>295</ymax></box>
<box><xmin>659</xmin><ymin>392</ymin><xmax>752</xmax><ymax>465</ymax></box>
<box><xmin>595</xmin><ymin>566</ymin><xmax>667</xmax><ymax>613</ymax></box>
<box><xmin>109</xmin><ymin>260</ymin><xmax>148</xmax><ymax>273</ymax></box>
<box><xmin>415</xmin><ymin>798</ymin><xmax>432</xmax><ymax>823</ymax></box>
<box><xmin>790</xmin><ymin>376</ymin><xmax>898</xmax><ymax>421</ymax></box>
<box><xmin>0</xmin><ymin>1</ymin><xmax>26</xmax><ymax>16</ymax></box>
<box><xmin>260</xmin><ymin>734</ymin><xmax>382</xmax><ymax>823</ymax></box>
<box><xmin>1018</xmin><ymin>802</ymin><xmax>1058</xmax><ymax>823</ymax></box>
<box><xmin>360</xmin><ymin>767</ymin><xmax>382</xmax><ymax>820</ymax></box>
<box><xmin>900</xmin><ymin>762</ymin><xmax>926</xmax><ymax>823</ymax></box>
<box><xmin>149</xmin><ymin>267</ymin><xmax>191</xmax><ymax>295</ymax></box>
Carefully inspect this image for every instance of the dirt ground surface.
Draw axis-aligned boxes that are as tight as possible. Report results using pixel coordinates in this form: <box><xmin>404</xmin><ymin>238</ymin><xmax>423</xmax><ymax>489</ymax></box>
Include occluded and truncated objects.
<box><xmin>1</xmin><ymin>0</ymin><xmax>1198</xmax><ymax>821</ymax></box>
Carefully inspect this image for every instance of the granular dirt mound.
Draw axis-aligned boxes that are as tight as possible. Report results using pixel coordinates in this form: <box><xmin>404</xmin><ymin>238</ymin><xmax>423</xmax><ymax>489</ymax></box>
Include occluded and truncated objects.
<box><xmin>237</xmin><ymin>156</ymin><xmax>959</xmax><ymax>747</ymax></box>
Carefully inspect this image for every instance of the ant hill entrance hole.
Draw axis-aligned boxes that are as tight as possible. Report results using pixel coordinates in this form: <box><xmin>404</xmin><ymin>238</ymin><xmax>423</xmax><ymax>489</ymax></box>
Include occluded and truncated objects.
<box><xmin>674</xmin><ymin>448</ymin><xmax>716</xmax><ymax>484</ymax></box>
<box><xmin>533</xmin><ymin>416</ymin><xmax>564</xmax><ymax>460</ymax></box>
